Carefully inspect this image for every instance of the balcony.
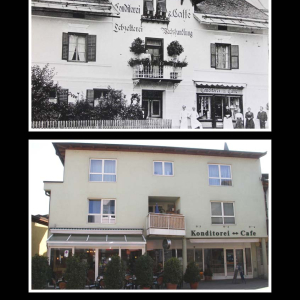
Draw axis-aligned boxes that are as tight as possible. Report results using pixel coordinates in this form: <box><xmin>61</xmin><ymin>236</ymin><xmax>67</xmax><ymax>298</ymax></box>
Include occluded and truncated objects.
<box><xmin>132</xmin><ymin>64</ymin><xmax>183</xmax><ymax>90</ymax></box>
<box><xmin>146</xmin><ymin>213</ymin><xmax>186</xmax><ymax>236</ymax></box>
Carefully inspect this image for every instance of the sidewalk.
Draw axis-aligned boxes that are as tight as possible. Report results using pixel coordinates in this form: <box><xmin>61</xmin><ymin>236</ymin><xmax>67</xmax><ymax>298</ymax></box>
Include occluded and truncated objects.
<box><xmin>181</xmin><ymin>279</ymin><xmax>269</xmax><ymax>290</ymax></box>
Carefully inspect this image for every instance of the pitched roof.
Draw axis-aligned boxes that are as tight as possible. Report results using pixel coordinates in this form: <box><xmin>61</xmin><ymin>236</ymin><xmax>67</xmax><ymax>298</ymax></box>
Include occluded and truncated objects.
<box><xmin>32</xmin><ymin>214</ymin><xmax>49</xmax><ymax>226</ymax></box>
<box><xmin>195</xmin><ymin>0</ymin><xmax>268</xmax><ymax>20</ymax></box>
<box><xmin>52</xmin><ymin>142</ymin><xmax>267</xmax><ymax>165</ymax></box>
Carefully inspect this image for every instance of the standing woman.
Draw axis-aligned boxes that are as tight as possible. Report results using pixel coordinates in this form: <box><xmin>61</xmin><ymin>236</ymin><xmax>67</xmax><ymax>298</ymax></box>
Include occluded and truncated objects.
<box><xmin>179</xmin><ymin>105</ymin><xmax>188</xmax><ymax>129</ymax></box>
<box><xmin>189</xmin><ymin>107</ymin><xmax>203</xmax><ymax>129</ymax></box>
<box><xmin>245</xmin><ymin>107</ymin><xmax>255</xmax><ymax>129</ymax></box>
<box><xmin>235</xmin><ymin>108</ymin><xmax>244</xmax><ymax>129</ymax></box>
<box><xmin>223</xmin><ymin>105</ymin><xmax>233</xmax><ymax>129</ymax></box>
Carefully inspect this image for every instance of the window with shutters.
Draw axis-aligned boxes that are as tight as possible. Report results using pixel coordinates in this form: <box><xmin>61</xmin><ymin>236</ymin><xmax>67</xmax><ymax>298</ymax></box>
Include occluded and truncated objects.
<box><xmin>62</xmin><ymin>32</ymin><xmax>96</xmax><ymax>63</ymax></box>
<box><xmin>86</xmin><ymin>89</ymin><xmax>108</xmax><ymax>107</ymax></box>
<box><xmin>211</xmin><ymin>43</ymin><xmax>239</xmax><ymax>70</ymax></box>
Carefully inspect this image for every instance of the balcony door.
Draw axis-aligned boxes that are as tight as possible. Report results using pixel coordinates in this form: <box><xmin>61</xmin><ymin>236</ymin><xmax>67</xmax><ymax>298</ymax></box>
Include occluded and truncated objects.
<box><xmin>145</xmin><ymin>38</ymin><xmax>164</xmax><ymax>63</ymax></box>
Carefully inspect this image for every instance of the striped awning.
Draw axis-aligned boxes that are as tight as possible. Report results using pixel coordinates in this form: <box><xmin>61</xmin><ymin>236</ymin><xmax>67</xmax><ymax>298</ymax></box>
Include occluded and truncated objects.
<box><xmin>31</xmin><ymin>0</ymin><xmax>120</xmax><ymax>18</ymax></box>
<box><xmin>194</xmin><ymin>13</ymin><xmax>268</xmax><ymax>29</ymax></box>
<box><xmin>47</xmin><ymin>233</ymin><xmax>146</xmax><ymax>247</ymax></box>
<box><xmin>194</xmin><ymin>81</ymin><xmax>247</xmax><ymax>88</ymax></box>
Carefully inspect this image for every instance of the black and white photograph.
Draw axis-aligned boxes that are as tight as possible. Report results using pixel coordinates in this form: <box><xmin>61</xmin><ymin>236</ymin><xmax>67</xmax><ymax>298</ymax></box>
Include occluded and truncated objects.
<box><xmin>29</xmin><ymin>0</ymin><xmax>270</xmax><ymax>131</ymax></box>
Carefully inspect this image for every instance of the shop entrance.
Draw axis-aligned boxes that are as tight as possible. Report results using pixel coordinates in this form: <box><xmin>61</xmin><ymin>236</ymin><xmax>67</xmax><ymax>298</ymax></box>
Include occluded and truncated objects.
<box><xmin>197</xmin><ymin>94</ymin><xmax>243</xmax><ymax>128</ymax></box>
<box><xmin>142</xmin><ymin>90</ymin><xmax>163</xmax><ymax>119</ymax></box>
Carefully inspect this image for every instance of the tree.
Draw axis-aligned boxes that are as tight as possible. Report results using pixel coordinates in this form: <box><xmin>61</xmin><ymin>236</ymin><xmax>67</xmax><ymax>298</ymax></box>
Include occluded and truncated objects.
<box><xmin>32</xmin><ymin>254</ymin><xmax>52</xmax><ymax>289</ymax></box>
<box><xmin>31</xmin><ymin>64</ymin><xmax>61</xmax><ymax>121</ymax></box>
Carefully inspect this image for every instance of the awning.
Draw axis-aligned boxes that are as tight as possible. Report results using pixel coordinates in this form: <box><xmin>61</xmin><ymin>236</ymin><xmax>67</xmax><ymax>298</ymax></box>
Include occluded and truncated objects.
<box><xmin>194</xmin><ymin>81</ymin><xmax>247</xmax><ymax>88</ymax></box>
<box><xmin>32</xmin><ymin>0</ymin><xmax>120</xmax><ymax>18</ymax></box>
<box><xmin>47</xmin><ymin>233</ymin><xmax>146</xmax><ymax>247</ymax></box>
<box><xmin>194</xmin><ymin>13</ymin><xmax>268</xmax><ymax>29</ymax></box>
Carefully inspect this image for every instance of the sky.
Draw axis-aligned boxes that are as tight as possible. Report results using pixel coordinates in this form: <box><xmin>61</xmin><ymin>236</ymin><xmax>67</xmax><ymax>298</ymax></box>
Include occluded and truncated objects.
<box><xmin>29</xmin><ymin>140</ymin><xmax>271</xmax><ymax>216</ymax></box>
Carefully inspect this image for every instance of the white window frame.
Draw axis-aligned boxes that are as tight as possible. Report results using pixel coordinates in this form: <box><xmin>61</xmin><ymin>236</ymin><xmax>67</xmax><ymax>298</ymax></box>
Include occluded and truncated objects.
<box><xmin>88</xmin><ymin>199</ymin><xmax>116</xmax><ymax>224</ymax></box>
<box><xmin>89</xmin><ymin>159</ymin><xmax>117</xmax><ymax>182</ymax></box>
<box><xmin>153</xmin><ymin>161</ymin><xmax>174</xmax><ymax>176</ymax></box>
<box><xmin>210</xmin><ymin>201</ymin><xmax>235</xmax><ymax>225</ymax></box>
<box><xmin>208</xmin><ymin>164</ymin><xmax>232</xmax><ymax>186</ymax></box>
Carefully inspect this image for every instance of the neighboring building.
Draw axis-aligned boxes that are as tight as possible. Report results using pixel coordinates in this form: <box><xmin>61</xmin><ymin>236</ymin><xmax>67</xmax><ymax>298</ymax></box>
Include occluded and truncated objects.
<box><xmin>44</xmin><ymin>142</ymin><xmax>269</xmax><ymax>281</ymax></box>
<box><xmin>31</xmin><ymin>214</ymin><xmax>49</xmax><ymax>256</ymax></box>
<box><xmin>245</xmin><ymin>0</ymin><xmax>269</xmax><ymax>15</ymax></box>
<box><xmin>31</xmin><ymin>0</ymin><xmax>269</xmax><ymax>129</ymax></box>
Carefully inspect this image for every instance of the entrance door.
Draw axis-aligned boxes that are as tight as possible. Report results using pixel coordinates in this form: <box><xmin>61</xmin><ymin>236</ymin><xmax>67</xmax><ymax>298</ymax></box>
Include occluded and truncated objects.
<box><xmin>226</xmin><ymin>249</ymin><xmax>234</xmax><ymax>276</ymax></box>
<box><xmin>142</xmin><ymin>90</ymin><xmax>163</xmax><ymax>119</ymax></box>
<box><xmin>212</xmin><ymin>96</ymin><xmax>224</xmax><ymax>128</ymax></box>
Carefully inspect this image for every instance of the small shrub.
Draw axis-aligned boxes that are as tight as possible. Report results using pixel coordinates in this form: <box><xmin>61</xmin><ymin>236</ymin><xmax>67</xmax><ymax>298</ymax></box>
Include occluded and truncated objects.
<box><xmin>135</xmin><ymin>254</ymin><xmax>154</xmax><ymax>288</ymax></box>
<box><xmin>163</xmin><ymin>257</ymin><xmax>182</xmax><ymax>285</ymax></box>
<box><xmin>32</xmin><ymin>254</ymin><xmax>52</xmax><ymax>289</ymax></box>
<box><xmin>64</xmin><ymin>255</ymin><xmax>88</xmax><ymax>289</ymax></box>
<box><xmin>167</xmin><ymin>41</ymin><xmax>184</xmax><ymax>57</ymax></box>
<box><xmin>183</xmin><ymin>261</ymin><xmax>201</xmax><ymax>283</ymax></box>
<box><xmin>130</xmin><ymin>37</ymin><xmax>145</xmax><ymax>55</ymax></box>
<box><xmin>104</xmin><ymin>255</ymin><xmax>125</xmax><ymax>289</ymax></box>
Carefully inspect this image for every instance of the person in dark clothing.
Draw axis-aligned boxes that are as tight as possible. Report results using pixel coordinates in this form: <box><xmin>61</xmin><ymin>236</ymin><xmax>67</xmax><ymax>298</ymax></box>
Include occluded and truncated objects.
<box><xmin>245</xmin><ymin>107</ymin><xmax>255</xmax><ymax>129</ymax></box>
<box><xmin>257</xmin><ymin>106</ymin><xmax>268</xmax><ymax>129</ymax></box>
<box><xmin>237</xmin><ymin>263</ymin><xmax>246</xmax><ymax>283</ymax></box>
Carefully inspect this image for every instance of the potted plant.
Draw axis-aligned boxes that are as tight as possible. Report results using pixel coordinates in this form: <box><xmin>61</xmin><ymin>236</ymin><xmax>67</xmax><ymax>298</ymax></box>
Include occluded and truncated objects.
<box><xmin>64</xmin><ymin>255</ymin><xmax>88</xmax><ymax>289</ymax></box>
<box><xmin>167</xmin><ymin>41</ymin><xmax>184</xmax><ymax>61</ymax></box>
<box><xmin>135</xmin><ymin>254</ymin><xmax>154</xmax><ymax>289</ymax></box>
<box><xmin>104</xmin><ymin>255</ymin><xmax>125</xmax><ymax>289</ymax></box>
<box><xmin>183</xmin><ymin>261</ymin><xmax>201</xmax><ymax>289</ymax></box>
<box><xmin>204</xmin><ymin>267</ymin><xmax>213</xmax><ymax>281</ymax></box>
<box><xmin>130</xmin><ymin>37</ymin><xmax>146</xmax><ymax>55</ymax></box>
<box><xmin>163</xmin><ymin>257</ymin><xmax>182</xmax><ymax>289</ymax></box>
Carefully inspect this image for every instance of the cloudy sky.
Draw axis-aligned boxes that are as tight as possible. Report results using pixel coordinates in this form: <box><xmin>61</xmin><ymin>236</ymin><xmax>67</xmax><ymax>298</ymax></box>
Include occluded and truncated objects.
<box><xmin>29</xmin><ymin>140</ymin><xmax>271</xmax><ymax>216</ymax></box>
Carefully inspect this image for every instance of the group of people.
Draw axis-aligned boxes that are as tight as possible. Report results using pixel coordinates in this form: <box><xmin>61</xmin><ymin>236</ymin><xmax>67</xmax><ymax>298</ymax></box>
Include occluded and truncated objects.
<box><xmin>179</xmin><ymin>105</ymin><xmax>268</xmax><ymax>129</ymax></box>
<box><xmin>179</xmin><ymin>105</ymin><xmax>203</xmax><ymax>129</ymax></box>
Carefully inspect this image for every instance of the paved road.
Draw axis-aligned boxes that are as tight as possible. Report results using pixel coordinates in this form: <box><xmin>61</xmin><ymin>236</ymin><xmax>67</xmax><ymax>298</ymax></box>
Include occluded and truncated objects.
<box><xmin>180</xmin><ymin>279</ymin><xmax>269</xmax><ymax>290</ymax></box>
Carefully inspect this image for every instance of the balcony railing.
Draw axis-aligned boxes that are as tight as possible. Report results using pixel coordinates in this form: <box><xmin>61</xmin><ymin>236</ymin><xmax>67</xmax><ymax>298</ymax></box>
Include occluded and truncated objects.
<box><xmin>146</xmin><ymin>213</ymin><xmax>186</xmax><ymax>236</ymax></box>
<box><xmin>133</xmin><ymin>64</ymin><xmax>182</xmax><ymax>80</ymax></box>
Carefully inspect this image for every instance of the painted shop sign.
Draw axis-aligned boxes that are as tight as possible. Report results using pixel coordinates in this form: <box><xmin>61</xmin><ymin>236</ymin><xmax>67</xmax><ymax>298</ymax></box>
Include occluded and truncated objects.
<box><xmin>191</xmin><ymin>230</ymin><xmax>256</xmax><ymax>237</ymax></box>
<box><xmin>198</xmin><ymin>88</ymin><xmax>243</xmax><ymax>94</ymax></box>
<box><xmin>161</xmin><ymin>27</ymin><xmax>193</xmax><ymax>38</ymax></box>
<box><xmin>115</xmin><ymin>3</ymin><xmax>141</xmax><ymax>14</ymax></box>
<box><xmin>114</xmin><ymin>23</ymin><xmax>143</xmax><ymax>33</ymax></box>
<box><xmin>168</xmin><ymin>9</ymin><xmax>191</xmax><ymax>19</ymax></box>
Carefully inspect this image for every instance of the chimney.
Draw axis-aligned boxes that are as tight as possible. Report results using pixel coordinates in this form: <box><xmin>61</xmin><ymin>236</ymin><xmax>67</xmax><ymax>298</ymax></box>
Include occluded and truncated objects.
<box><xmin>224</xmin><ymin>142</ymin><xmax>229</xmax><ymax>151</ymax></box>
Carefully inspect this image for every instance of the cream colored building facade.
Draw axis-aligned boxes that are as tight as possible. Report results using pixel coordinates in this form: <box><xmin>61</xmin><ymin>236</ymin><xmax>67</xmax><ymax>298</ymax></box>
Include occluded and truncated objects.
<box><xmin>44</xmin><ymin>143</ymin><xmax>268</xmax><ymax>282</ymax></box>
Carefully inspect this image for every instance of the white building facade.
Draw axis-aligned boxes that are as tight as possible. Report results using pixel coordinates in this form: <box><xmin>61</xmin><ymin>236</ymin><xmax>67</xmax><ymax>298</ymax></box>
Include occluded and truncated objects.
<box><xmin>31</xmin><ymin>0</ymin><xmax>269</xmax><ymax>129</ymax></box>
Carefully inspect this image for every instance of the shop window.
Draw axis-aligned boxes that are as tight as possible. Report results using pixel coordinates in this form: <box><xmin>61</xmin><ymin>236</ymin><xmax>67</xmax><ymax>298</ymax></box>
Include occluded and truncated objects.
<box><xmin>204</xmin><ymin>249</ymin><xmax>225</xmax><ymax>275</ymax></box>
<box><xmin>197</xmin><ymin>96</ymin><xmax>212</xmax><ymax>119</ymax></box>
<box><xmin>121</xmin><ymin>249</ymin><xmax>143</xmax><ymax>274</ymax></box>
<box><xmin>98</xmin><ymin>249</ymin><xmax>119</xmax><ymax>276</ymax></box>
<box><xmin>88</xmin><ymin>199</ymin><xmax>116</xmax><ymax>224</ymax></box>
<box><xmin>208</xmin><ymin>164</ymin><xmax>232</xmax><ymax>186</ymax></box>
<box><xmin>74</xmin><ymin>249</ymin><xmax>95</xmax><ymax>270</ymax></box>
<box><xmin>211</xmin><ymin>43</ymin><xmax>239</xmax><ymax>69</ymax></box>
<box><xmin>153</xmin><ymin>161</ymin><xmax>174</xmax><ymax>176</ymax></box>
<box><xmin>62</xmin><ymin>33</ymin><xmax>96</xmax><ymax>62</ymax></box>
<box><xmin>245</xmin><ymin>248</ymin><xmax>252</xmax><ymax>275</ymax></box>
<box><xmin>89</xmin><ymin>159</ymin><xmax>117</xmax><ymax>182</ymax></box>
<box><xmin>195</xmin><ymin>249</ymin><xmax>203</xmax><ymax>271</ymax></box>
<box><xmin>50</xmin><ymin>248</ymin><xmax>72</xmax><ymax>280</ymax></box>
<box><xmin>211</xmin><ymin>202</ymin><xmax>235</xmax><ymax>225</ymax></box>
<box><xmin>147</xmin><ymin>249</ymin><xmax>163</xmax><ymax>273</ymax></box>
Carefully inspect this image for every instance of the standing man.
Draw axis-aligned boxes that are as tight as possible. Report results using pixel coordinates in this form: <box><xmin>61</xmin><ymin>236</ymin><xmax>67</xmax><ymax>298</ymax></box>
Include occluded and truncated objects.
<box><xmin>179</xmin><ymin>105</ymin><xmax>188</xmax><ymax>129</ymax></box>
<box><xmin>257</xmin><ymin>106</ymin><xmax>268</xmax><ymax>129</ymax></box>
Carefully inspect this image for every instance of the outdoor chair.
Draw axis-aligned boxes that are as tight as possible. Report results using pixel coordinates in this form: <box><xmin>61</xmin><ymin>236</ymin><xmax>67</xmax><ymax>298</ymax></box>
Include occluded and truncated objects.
<box><xmin>124</xmin><ymin>274</ymin><xmax>133</xmax><ymax>289</ymax></box>
<box><xmin>85</xmin><ymin>276</ymin><xmax>96</xmax><ymax>289</ymax></box>
<box><xmin>152</xmin><ymin>276</ymin><xmax>164</xmax><ymax>289</ymax></box>
<box><xmin>51</xmin><ymin>278</ymin><xmax>59</xmax><ymax>289</ymax></box>
<box><xmin>58</xmin><ymin>281</ymin><xmax>67</xmax><ymax>289</ymax></box>
<box><xmin>99</xmin><ymin>279</ymin><xmax>105</xmax><ymax>289</ymax></box>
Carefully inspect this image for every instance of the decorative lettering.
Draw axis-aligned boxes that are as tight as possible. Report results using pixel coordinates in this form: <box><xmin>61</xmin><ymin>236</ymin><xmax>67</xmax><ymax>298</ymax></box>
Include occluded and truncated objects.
<box><xmin>115</xmin><ymin>3</ymin><xmax>141</xmax><ymax>14</ymax></box>
<box><xmin>114</xmin><ymin>23</ymin><xmax>143</xmax><ymax>33</ymax></box>
<box><xmin>161</xmin><ymin>27</ymin><xmax>193</xmax><ymax>38</ymax></box>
